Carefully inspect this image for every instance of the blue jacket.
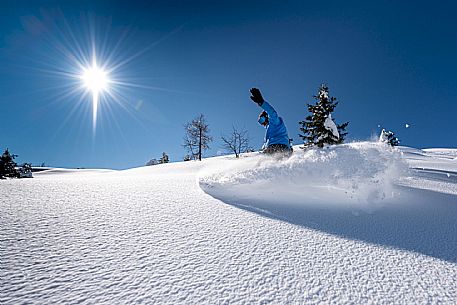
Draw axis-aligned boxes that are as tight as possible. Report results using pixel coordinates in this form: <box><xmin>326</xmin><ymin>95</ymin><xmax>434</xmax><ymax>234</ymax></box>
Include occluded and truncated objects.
<box><xmin>260</xmin><ymin>101</ymin><xmax>290</xmax><ymax>149</ymax></box>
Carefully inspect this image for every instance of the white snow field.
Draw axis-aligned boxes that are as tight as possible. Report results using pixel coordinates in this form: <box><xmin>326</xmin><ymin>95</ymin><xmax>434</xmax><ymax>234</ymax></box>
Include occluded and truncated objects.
<box><xmin>1</xmin><ymin>142</ymin><xmax>457</xmax><ymax>304</ymax></box>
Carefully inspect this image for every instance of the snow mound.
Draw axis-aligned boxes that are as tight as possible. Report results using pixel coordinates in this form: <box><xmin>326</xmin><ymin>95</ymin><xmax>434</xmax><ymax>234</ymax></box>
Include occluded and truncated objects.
<box><xmin>324</xmin><ymin>114</ymin><xmax>339</xmax><ymax>139</ymax></box>
<box><xmin>199</xmin><ymin>142</ymin><xmax>408</xmax><ymax>211</ymax></box>
<box><xmin>33</xmin><ymin>168</ymin><xmax>115</xmax><ymax>178</ymax></box>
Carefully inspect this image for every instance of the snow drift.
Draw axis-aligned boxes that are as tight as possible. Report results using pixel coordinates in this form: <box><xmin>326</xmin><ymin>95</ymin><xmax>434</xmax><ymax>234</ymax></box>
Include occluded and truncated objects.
<box><xmin>199</xmin><ymin>142</ymin><xmax>408</xmax><ymax>210</ymax></box>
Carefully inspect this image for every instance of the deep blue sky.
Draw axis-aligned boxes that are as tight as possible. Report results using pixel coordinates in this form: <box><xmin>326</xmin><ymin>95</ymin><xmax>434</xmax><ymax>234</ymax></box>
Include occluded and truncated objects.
<box><xmin>1</xmin><ymin>0</ymin><xmax>456</xmax><ymax>169</ymax></box>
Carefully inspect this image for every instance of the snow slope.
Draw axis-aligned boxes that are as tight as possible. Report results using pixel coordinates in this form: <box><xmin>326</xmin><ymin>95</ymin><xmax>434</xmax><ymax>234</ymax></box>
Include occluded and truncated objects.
<box><xmin>1</xmin><ymin>142</ymin><xmax>456</xmax><ymax>304</ymax></box>
<box><xmin>200</xmin><ymin>143</ymin><xmax>457</xmax><ymax>262</ymax></box>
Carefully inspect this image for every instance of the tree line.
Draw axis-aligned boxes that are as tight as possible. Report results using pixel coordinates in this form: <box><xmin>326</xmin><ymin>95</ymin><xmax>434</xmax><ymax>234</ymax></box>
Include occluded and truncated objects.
<box><xmin>3</xmin><ymin>84</ymin><xmax>402</xmax><ymax>174</ymax></box>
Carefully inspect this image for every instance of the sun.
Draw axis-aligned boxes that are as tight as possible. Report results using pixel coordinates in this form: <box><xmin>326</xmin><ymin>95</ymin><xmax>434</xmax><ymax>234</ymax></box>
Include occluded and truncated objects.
<box><xmin>82</xmin><ymin>65</ymin><xmax>108</xmax><ymax>94</ymax></box>
<box><xmin>32</xmin><ymin>12</ymin><xmax>181</xmax><ymax>136</ymax></box>
<box><xmin>80</xmin><ymin>58</ymin><xmax>110</xmax><ymax>130</ymax></box>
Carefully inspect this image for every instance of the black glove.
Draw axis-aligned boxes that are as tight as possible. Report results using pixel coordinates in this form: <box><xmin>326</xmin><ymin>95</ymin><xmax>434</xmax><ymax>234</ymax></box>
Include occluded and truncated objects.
<box><xmin>250</xmin><ymin>88</ymin><xmax>264</xmax><ymax>105</ymax></box>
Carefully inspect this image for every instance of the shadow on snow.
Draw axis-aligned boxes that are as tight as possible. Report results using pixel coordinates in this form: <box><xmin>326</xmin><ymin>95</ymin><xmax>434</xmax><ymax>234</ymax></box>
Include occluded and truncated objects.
<box><xmin>202</xmin><ymin>183</ymin><xmax>457</xmax><ymax>263</ymax></box>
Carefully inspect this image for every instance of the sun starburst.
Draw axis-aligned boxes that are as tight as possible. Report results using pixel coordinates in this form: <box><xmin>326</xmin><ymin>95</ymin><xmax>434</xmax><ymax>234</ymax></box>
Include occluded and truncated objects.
<box><xmin>80</xmin><ymin>58</ymin><xmax>110</xmax><ymax>130</ymax></box>
<box><xmin>18</xmin><ymin>11</ymin><xmax>183</xmax><ymax>139</ymax></box>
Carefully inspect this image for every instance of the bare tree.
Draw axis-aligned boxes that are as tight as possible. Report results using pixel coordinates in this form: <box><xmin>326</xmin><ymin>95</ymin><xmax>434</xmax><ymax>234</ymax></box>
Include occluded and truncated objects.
<box><xmin>182</xmin><ymin>133</ymin><xmax>197</xmax><ymax>160</ymax></box>
<box><xmin>221</xmin><ymin>126</ymin><xmax>250</xmax><ymax>158</ymax></box>
<box><xmin>183</xmin><ymin>114</ymin><xmax>212</xmax><ymax>161</ymax></box>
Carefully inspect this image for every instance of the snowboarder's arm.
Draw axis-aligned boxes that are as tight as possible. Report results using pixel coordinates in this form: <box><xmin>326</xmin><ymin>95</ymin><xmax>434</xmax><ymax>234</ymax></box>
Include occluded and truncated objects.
<box><xmin>260</xmin><ymin>101</ymin><xmax>280</xmax><ymax>124</ymax></box>
<box><xmin>249</xmin><ymin>88</ymin><xmax>280</xmax><ymax>124</ymax></box>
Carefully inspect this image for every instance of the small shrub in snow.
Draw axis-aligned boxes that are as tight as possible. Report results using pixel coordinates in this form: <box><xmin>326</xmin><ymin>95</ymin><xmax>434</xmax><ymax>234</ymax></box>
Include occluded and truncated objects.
<box><xmin>159</xmin><ymin>152</ymin><xmax>169</xmax><ymax>164</ymax></box>
<box><xmin>146</xmin><ymin>158</ymin><xmax>159</xmax><ymax>166</ymax></box>
<box><xmin>379</xmin><ymin>129</ymin><xmax>400</xmax><ymax>146</ymax></box>
<box><xmin>147</xmin><ymin>152</ymin><xmax>170</xmax><ymax>166</ymax></box>
<box><xmin>17</xmin><ymin>163</ymin><xmax>33</xmax><ymax>178</ymax></box>
<box><xmin>299</xmin><ymin>84</ymin><xmax>348</xmax><ymax>148</ymax></box>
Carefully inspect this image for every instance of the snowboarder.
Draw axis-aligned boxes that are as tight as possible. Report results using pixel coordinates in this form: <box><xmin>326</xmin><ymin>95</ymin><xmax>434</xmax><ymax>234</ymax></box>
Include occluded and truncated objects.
<box><xmin>249</xmin><ymin>88</ymin><xmax>292</xmax><ymax>155</ymax></box>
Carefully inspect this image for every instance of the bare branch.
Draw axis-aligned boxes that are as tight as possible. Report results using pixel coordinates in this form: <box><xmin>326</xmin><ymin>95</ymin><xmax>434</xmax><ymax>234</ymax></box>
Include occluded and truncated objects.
<box><xmin>221</xmin><ymin>126</ymin><xmax>250</xmax><ymax>158</ymax></box>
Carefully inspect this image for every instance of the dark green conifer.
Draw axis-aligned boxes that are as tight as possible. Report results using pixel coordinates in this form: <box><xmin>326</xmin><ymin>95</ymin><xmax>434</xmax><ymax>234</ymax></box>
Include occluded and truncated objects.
<box><xmin>299</xmin><ymin>84</ymin><xmax>348</xmax><ymax>148</ymax></box>
<box><xmin>0</xmin><ymin>148</ymin><xmax>18</xmax><ymax>178</ymax></box>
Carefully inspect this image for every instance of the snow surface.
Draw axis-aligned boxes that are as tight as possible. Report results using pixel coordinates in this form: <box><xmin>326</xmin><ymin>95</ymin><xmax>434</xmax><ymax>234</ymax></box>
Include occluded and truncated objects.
<box><xmin>379</xmin><ymin>129</ymin><xmax>389</xmax><ymax>143</ymax></box>
<box><xmin>1</xmin><ymin>142</ymin><xmax>457</xmax><ymax>304</ymax></box>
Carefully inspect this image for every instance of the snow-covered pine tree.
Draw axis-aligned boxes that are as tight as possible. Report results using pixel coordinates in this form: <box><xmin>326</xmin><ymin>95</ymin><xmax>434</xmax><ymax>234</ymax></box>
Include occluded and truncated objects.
<box><xmin>145</xmin><ymin>158</ymin><xmax>158</xmax><ymax>166</ymax></box>
<box><xmin>379</xmin><ymin>129</ymin><xmax>400</xmax><ymax>146</ymax></box>
<box><xmin>299</xmin><ymin>84</ymin><xmax>348</xmax><ymax>148</ymax></box>
<box><xmin>159</xmin><ymin>152</ymin><xmax>169</xmax><ymax>164</ymax></box>
<box><xmin>17</xmin><ymin>163</ymin><xmax>33</xmax><ymax>178</ymax></box>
